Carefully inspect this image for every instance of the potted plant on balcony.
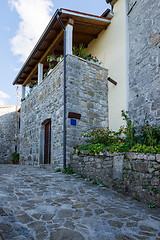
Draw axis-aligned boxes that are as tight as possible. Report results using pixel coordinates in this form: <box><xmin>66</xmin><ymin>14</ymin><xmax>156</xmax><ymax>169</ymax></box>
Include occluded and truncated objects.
<box><xmin>84</xmin><ymin>54</ymin><xmax>101</xmax><ymax>65</ymax></box>
<box><xmin>46</xmin><ymin>54</ymin><xmax>57</xmax><ymax>75</ymax></box>
<box><xmin>73</xmin><ymin>44</ymin><xmax>86</xmax><ymax>59</ymax></box>
<box><xmin>47</xmin><ymin>54</ymin><xmax>56</xmax><ymax>63</ymax></box>
<box><xmin>72</xmin><ymin>44</ymin><xmax>101</xmax><ymax>65</ymax></box>
<box><xmin>28</xmin><ymin>81</ymin><xmax>37</xmax><ymax>88</ymax></box>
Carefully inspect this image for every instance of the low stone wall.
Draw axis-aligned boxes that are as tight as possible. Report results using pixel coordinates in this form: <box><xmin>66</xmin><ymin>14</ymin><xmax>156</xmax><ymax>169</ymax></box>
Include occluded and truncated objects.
<box><xmin>71</xmin><ymin>151</ymin><xmax>160</xmax><ymax>207</ymax></box>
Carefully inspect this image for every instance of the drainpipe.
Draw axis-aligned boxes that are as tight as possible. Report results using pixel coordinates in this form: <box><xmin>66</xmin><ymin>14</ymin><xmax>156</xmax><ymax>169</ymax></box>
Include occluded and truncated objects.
<box><xmin>57</xmin><ymin>14</ymin><xmax>67</xmax><ymax>170</ymax></box>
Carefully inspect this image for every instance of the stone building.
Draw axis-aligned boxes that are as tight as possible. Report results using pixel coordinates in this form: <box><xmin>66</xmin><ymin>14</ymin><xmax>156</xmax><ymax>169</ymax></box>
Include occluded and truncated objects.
<box><xmin>19</xmin><ymin>55</ymin><xmax>108</xmax><ymax>167</ymax></box>
<box><xmin>13</xmin><ymin>9</ymin><xmax>109</xmax><ymax>168</ymax></box>
<box><xmin>0</xmin><ymin>105</ymin><xmax>19</xmax><ymax>163</ymax></box>
<box><xmin>11</xmin><ymin>0</ymin><xmax>159</xmax><ymax>168</ymax></box>
<box><xmin>127</xmin><ymin>0</ymin><xmax>160</xmax><ymax>124</ymax></box>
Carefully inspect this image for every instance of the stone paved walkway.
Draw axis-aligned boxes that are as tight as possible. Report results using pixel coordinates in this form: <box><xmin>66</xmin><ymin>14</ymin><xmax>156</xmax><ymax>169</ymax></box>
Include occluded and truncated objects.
<box><xmin>0</xmin><ymin>165</ymin><xmax>160</xmax><ymax>240</ymax></box>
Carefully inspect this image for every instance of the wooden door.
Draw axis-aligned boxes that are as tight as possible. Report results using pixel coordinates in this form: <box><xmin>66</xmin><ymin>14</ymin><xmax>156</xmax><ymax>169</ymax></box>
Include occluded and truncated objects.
<box><xmin>44</xmin><ymin>120</ymin><xmax>51</xmax><ymax>164</ymax></box>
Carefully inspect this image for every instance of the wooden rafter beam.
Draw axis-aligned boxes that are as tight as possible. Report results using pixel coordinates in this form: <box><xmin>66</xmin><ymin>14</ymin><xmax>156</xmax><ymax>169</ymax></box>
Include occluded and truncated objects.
<box><xmin>73</xmin><ymin>20</ymin><xmax>108</xmax><ymax>29</ymax></box>
<box><xmin>32</xmin><ymin>58</ymin><xmax>39</xmax><ymax>61</ymax></box>
<box><xmin>23</xmin><ymin>29</ymin><xmax>64</xmax><ymax>86</ymax></box>
<box><xmin>108</xmin><ymin>77</ymin><xmax>117</xmax><ymax>86</ymax></box>
<box><xmin>74</xmin><ymin>31</ymin><xmax>98</xmax><ymax>39</ymax></box>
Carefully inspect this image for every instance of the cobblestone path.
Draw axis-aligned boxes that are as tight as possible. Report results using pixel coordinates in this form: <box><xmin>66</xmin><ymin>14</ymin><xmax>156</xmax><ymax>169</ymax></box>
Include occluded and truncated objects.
<box><xmin>0</xmin><ymin>165</ymin><xmax>160</xmax><ymax>240</ymax></box>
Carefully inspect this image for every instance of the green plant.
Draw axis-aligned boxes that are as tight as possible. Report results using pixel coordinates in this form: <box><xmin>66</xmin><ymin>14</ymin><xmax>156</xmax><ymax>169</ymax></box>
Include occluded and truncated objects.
<box><xmin>85</xmin><ymin>178</ymin><xmax>91</xmax><ymax>181</ymax></box>
<box><xmin>151</xmin><ymin>187</ymin><xmax>158</xmax><ymax>194</ymax></box>
<box><xmin>75</xmin><ymin>111</ymin><xmax>160</xmax><ymax>154</ymax></box>
<box><xmin>148</xmin><ymin>203</ymin><xmax>157</xmax><ymax>208</ymax></box>
<box><xmin>73</xmin><ymin>173</ymin><xmax>82</xmax><ymax>178</ymax></box>
<box><xmin>47</xmin><ymin>54</ymin><xmax>56</xmax><ymax>62</ymax></box>
<box><xmin>83</xmin><ymin>128</ymin><xmax>123</xmax><ymax>146</ymax></box>
<box><xmin>132</xmin><ymin>196</ymin><xmax>140</xmax><ymax>202</ymax></box>
<box><xmin>44</xmin><ymin>65</ymin><xmax>55</xmax><ymax>78</ymax></box>
<box><xmin>130</xmin><ymin>144</ymin><xmax>160</xmax><ymax>154</ymax></box>
<box><xmin>28</xmin><ymin>81</ymin><xmax>37</xmax><ymax>88</ymax></box>
<box><xmin>11</xmin><ymin>152</ymin><xmax>19</xmax><ymax>164</ymax></box>
<box><xmin>57</xmin><ymin>55</ymin><xmax>63</xmax><ymax>62</ymax></box>
<box><xmin>54</xmin><ymin>168</ymin><xmax>61</xmax><ymax>173</ymax></box>
<box><xmin>121</xmin><ymin>110</ymin><xmax>137</xmax><ymax>148</ymax></box>
<box><xmin>62</xmin><ymin>164</ymin><xmax>74</xmax><ymax>174</ymax></box>
<box><xmin>73</xmin><ymin>44</ymin><xmax>86</xmax><ymax>58</ymax></box>
<box><xmin>76</xmin><ymin>143</ymin><xmax>107</xmax><ymax>155</ymax></box>
<box><xmin>84</xmin><ymin>54</ymin><xmax>101</xmax><ymax>64</ymax></box>
<box><xmin>46</xmin><ymin>54</ymin><xmax>57</xmax><ymax>71</ymax></box>
<box><xmin>21</xmin><ymin>97</ymin><xmax>25</xmax><ymax>102</ymax></box>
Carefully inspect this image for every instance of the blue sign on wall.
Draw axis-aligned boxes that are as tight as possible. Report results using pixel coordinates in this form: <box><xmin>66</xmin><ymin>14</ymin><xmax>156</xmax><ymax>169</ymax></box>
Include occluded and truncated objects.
<box><xmin>71</xmin><ymin>119</ymin><xmax>76</xmax><ymax>126</ymax></box>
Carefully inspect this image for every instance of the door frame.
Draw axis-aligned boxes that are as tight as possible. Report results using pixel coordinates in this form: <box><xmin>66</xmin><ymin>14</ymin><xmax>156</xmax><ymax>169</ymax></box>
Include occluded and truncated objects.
<box><xmin>44</xmin><ymin>120</ymin><xmax>51</xmax><ymax>164</ymax></box>
<box><xmin>39</xmin><ymin>118</ymin><xmax>52</xmax><ymax>165</ymax></box>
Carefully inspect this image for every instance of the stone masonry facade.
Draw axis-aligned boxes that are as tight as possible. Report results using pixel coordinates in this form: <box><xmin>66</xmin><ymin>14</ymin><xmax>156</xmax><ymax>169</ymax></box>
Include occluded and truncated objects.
<box><xmin>128</xmin><ymin>0</ymin><xmax>160</xmax><ymax>125</ymax></box>
<box><xmin>20</xmin><ymin>55</ymin><xmax>108</xmax><ymax>168</ymax></box>
<box><xmin>71</xmin><ymin>151</ymin><xmax>160</xmax><ymax>207</ymax></box>
<box><xmin>0</xmin><ymin>105</ymin><xmax>19</xmax><ymax>163</ymax></box>
<box><xmin>66</xmin><ymin>55</ymin><xmax>108</xmax><ymax>164</ymax></box>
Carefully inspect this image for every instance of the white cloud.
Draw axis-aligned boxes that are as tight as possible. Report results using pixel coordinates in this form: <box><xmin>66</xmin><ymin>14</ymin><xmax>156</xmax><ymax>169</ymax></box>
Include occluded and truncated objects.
<box><xmin>0</xmin><ymin>91</ymin><xmax>10</xmax><ymax>105</ymax></box>
<box><xmin>9</xmin><ymin>0</ymin><xmax>54</xmax><ymax>62</ymax></box>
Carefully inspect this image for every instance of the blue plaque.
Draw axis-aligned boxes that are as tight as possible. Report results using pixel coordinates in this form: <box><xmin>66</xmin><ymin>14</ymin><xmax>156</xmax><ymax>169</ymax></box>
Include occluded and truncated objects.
<box><xmin>71</xmin><ymin>119</ymin><xmax>76</xmax><ymax>126</ymax></box>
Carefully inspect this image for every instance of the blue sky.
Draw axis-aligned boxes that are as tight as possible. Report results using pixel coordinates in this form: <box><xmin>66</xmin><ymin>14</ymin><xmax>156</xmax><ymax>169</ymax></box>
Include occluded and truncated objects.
<box><xmin>0</xmin><ymin>0</ymin><xmax>110</xmax><ymax>106</ymax></box>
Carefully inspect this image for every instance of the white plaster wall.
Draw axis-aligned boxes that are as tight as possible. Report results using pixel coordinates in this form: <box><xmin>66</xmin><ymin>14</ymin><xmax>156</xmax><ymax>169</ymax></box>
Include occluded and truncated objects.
<box><xmin>86</xmin><ymin>0</ymin><xmax>127</xmax><ymax>131</ymax></box>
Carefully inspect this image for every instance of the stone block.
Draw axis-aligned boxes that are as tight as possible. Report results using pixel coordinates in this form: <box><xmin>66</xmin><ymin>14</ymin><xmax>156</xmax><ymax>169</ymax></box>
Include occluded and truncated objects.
<box><xmin>81</xmin><ymin>150</ymin><xmax>89</xmax><ymax>155</ymax></box>
<box><xmin>133</xmin><ymin>161</ymin><xmax>148</xmax><ymax>174</ymax></box>
<box><xmin>156</xmin><ymin>154</ymin><xmax>160</xmax><ymax>163</ymax></box>
<box><xmin>126</xmin><ymin>152</ymin><xmax>155</xmax><ymax>161</ymax></box>
<box><xmin>125</xmin><ymin>152</ymin><xmax>138</xmax><ymax>160</ymax></box>
<box><xmin>154</xmin><ymin>164</ymin><xmax>160</xmax><ymax>170</ymax></box>
<box><xmin>88</xmin><ymin>91</ymin><xmax>94</xmax><ymax>97</ymax></box>
<box><xmin>87</xmin><ymin>102</ymin><xmax>93</xmax><ymax>108</ymax></box>
<box><xmin>96</xmin><ymin>74</ymin><xmax>101</xmax><ymax>79</ymax></box>
<box><xmin>83</xmin><ymin>75</ymin><xmax>89</xmax><ymax>82</ymax></box>
<box><xmin>151</xmin><ymin>177</ymin><xmax>159</xmax><ymax>186</ymax></box>
<box><xmin>113</xmin><ymin>154</ymin><xmax>124</xmax><ymax>179</ymax></box>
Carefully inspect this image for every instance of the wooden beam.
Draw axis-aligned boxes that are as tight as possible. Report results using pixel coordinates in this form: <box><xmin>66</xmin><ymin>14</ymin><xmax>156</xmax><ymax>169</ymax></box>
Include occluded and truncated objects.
<box><xmin>23</xmin><ymin>29</ymin><xmax>64</xmax><ymax>86</ymax></box>
<box><xmin>108</xmin><ymin>77</ymin><xmax>117</xmax><ymax>86</ymax></box>
<box><xmin>68</xmin><ymin>18</ymin><xmax>74</xmax><ymax>26</ymax></box>
<box><xmin>74</xmin><ymin>31</ymin><xmax>98</xmax><ymax>39</ymax></box>
<box><xmin>32</xmin><ymin>57</ymin><xmax>39</xmax><ymax>61</ymax></box>
<box><xmin>37</xmin><ymin>49</ymin><xmax>46</xmax><ymax>53</ymax></box>
<box><xmin>74</xmin><ymin>20</ymin><xmax>107</xmax><ymax>29</ymax></box>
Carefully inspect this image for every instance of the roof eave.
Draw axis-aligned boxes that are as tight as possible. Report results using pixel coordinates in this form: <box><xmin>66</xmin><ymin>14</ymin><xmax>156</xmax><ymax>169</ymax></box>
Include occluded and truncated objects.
<box><xmin>13</xmin><ymin>9</ymin><xmax>62</xmax><ymax>85</ymax></box>
<box><xmin>61</xmin><ymin>8</ymin><xmax>111</xmax><ymax>23</ymax></box>
<box><xmin>106</xmin><ymin>0</ymin><xmax>118</xmax><ymax>5</ymax></box>
<box><xmin>13</xmin><ymin>9</ymin><xmax>111</xmax><ymax>86</ymax></box>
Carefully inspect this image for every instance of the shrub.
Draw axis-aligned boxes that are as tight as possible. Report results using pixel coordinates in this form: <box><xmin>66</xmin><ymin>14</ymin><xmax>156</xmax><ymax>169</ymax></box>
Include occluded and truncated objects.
<box><xmin>11</xmin><ymin>152</ymin><xmax>19</xmax><ymax>164</ymax></box>
<box><xmin>75</xmin><ymin>111</ymin><xmax>160</xmax><ymax>154</ymax></box>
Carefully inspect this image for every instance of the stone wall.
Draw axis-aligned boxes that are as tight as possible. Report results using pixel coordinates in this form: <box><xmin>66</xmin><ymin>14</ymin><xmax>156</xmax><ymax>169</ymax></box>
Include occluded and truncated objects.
<box><xmin>0</xmin><ymin>105</ymin><xmax>19</xmax><ymax>163</ymax></box>
<box><xmin>66</xmin><ymin>55</ymin><xmax>108</xmax><ymax>165</ymax></box>
<box><xmin>71</xmin><ymin>151</ymin><xmax>160</xmax><ymax>206</ymax></box>
<box><xmin>128</xmin><ymin>0</ymin><xmax>160</xmax><ymax>125</ymax></box>
<box><xmin>20</xmin><ymin>55</ymin><xmax>108</xmax><ymax>168</ymax></box>
<box><xmin>20</xmin><ymin>61</ymin><xmax>64</xmax><ymax>167</ymax></box>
